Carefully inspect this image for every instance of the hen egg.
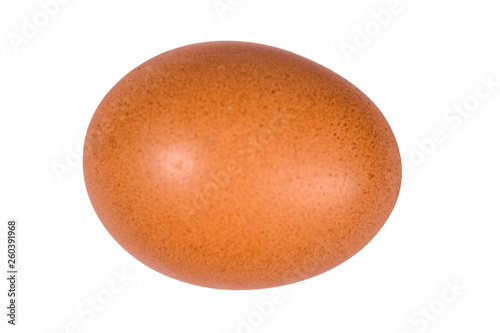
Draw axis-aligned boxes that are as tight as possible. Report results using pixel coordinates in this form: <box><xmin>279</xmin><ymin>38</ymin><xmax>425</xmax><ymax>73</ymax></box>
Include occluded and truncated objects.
<box><xmin>83</xmin><ymin>41</ymin><xmax>402</xmax><ymax>290</ymax></box>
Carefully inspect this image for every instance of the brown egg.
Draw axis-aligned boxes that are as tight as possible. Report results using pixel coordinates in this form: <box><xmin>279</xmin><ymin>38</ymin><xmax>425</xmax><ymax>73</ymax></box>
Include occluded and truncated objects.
<box><xmin>83</xmin><ymin>41</ymin><xmax>401</xmax><ymax>290</ymax></box>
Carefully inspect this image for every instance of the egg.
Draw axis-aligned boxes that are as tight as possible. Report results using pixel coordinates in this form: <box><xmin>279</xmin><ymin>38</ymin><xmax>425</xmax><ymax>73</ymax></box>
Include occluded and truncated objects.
<box><xmin>83</xmin><ymin>41</ymin><xmax>402</xmax><ymax>290</ymax></box>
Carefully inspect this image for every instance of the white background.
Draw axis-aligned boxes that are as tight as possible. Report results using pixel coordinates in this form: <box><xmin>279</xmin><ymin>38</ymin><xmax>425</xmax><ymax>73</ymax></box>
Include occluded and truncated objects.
<box><xmin>1</xmin><ymin>0</ymin><xmax>499</xmax><ymax>332</ymax></box>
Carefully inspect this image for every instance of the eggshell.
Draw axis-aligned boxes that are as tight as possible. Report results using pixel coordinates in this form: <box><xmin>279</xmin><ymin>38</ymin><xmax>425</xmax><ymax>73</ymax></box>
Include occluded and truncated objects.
<box><xmin>83</xmin><ymin>41</ymin><xmax>402</xmax><ymax>290</ymax></box>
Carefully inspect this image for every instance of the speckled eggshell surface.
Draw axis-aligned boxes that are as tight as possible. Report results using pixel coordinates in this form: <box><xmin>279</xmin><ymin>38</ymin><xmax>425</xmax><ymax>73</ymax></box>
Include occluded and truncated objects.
<box><xmin>83</xmin><ymin>41</ymin><xmax>402</xmax><ymax>290</ymax></box>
